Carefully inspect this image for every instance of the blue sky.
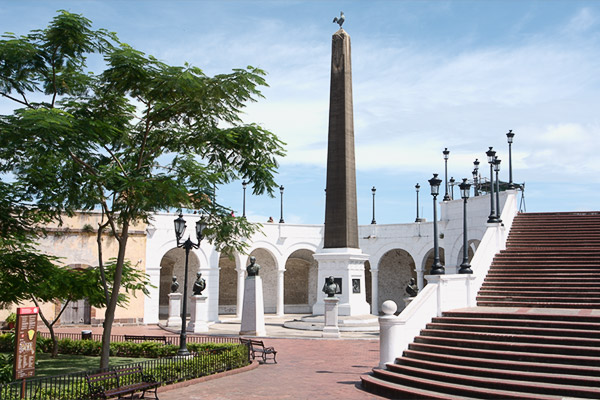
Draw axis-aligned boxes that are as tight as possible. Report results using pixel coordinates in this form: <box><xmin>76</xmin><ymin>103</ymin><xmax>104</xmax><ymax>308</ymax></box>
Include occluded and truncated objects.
<box><xmin>2</xmin><ymin>1</ymin><xmax>600</xmax><ymax>224</ymax></box>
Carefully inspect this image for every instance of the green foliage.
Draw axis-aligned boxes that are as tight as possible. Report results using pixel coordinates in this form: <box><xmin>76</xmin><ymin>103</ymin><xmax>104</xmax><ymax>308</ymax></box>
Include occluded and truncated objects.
<box><xmin>0</xmin><ymin>353</ymin><xmax>13</xmax><ymax>384</ymax></box>
<box><xmin>4</xmin><ymin>313</ymin><xmax>15</xmax><ymax>325</ymax></box>
<box><xmin>0</xmin><ymin>10</ymin><xmax>284</xmax><ymax>368</ymax></box>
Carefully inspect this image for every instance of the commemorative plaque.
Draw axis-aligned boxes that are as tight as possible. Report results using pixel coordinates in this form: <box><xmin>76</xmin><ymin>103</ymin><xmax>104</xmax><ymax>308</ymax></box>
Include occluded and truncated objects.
<box><xmin>13</xmin><ymin>307</ymin><xmax>38</xmax><ymax>380</ymax></box>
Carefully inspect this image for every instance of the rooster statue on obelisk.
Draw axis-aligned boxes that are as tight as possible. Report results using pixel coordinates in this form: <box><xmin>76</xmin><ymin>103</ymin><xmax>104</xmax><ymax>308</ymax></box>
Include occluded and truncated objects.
<box><xmin>313</xmin><ymin>13</ymin><xmax>371</xmax><ymax>316</ymax></box>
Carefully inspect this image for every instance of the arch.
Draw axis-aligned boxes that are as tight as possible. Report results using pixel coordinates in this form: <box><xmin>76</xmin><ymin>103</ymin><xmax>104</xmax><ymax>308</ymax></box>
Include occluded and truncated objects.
<box><xmin>422</xmin><ymin>247</ymin><xmax>446</xmax><ymax>276</ymax></box>
<box><xmin>248</xmin><ymin>248</ymin><xmax>278</xmax><ymax>313</ymax></box>
<box><xmin>455</xmin><ymin>239</ymin><xmax>480</xmax><ymax>266</ymax></box>
<box><xmin>365</xmin><ymin>261</ymin><xmax>372</xmax><ymax>306</ymax></box>
<box><xmin>158</xmin><ymin>247</ymin><xmax>199</xmax><ymax>319</ymax></box>
<box><xmin>377</xmin><ymin>249</ymin><xmax>416</xmax><ymax>313</ymax></box>
<box><xmin>218</xmin><ymin>253</ymin><xmax>237</xmax><ymax>314</ymax></box>
<box><xmin>284</xmin><ymin>249</ymin><xmax>317</xmax><ymax>313</ymax></box>
<box><xmin>61</xmin><ymin>263</ymin><xmax>93</xmax><ymax>324</ymax></box>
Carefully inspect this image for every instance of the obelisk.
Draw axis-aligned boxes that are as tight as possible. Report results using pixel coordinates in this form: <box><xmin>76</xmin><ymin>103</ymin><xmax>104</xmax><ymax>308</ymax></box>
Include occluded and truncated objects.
<box><xmin>312</xmin><ymin>26</ymin><xmax>370</xmax><ymax>316</ymax></box>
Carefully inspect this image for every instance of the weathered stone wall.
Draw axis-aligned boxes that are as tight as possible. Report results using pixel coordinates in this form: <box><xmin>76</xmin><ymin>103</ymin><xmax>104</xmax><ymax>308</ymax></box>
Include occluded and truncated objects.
<box><xmin>218</xmin><ymin>255</ymin><xmax>237</xmax><ymax>310</ymax></box>
<box><xmin>378</xmin><ymin>249</ymin><xmax>417</xmax><ymax>312</ymax></box>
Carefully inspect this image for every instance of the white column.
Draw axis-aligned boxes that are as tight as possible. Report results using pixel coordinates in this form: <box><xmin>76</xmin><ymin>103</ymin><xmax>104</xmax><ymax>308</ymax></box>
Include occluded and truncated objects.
<box><xmin>167</xmin><ymin>292</ymin><xmax>182</xmax><ymax>327</ymax></box>
<box><xmin>276</xmin><ymin>269</ymin><xmax>285</xmax><ymax>316</ymax></box>
<box><xmin>379</xmin><ymin>300</ymin><xmax>402</xmax><ymax>369</ymax></box>
<box><xmin>370</xmin><ymin>268</ymin><xmax>379</xmax><ymax>315</ymax></box>
<box><xmin>143</xmin><ymin>264</ymin><xmax>161</xmax><ymax>324</ymax></box>
<box><xmin>199</xmin><ymin>261</ymin><xmax>219</xmax><ymax>323</ymax></box>
<box><xmin>236</xmin><ymin>268</ymin><xmax>245</xmax><ymax>319</ymax></box>
<box><xmin>322</xmin><ymin>297</ymin><xmax>340</xmax><ymax>338</ymax></box>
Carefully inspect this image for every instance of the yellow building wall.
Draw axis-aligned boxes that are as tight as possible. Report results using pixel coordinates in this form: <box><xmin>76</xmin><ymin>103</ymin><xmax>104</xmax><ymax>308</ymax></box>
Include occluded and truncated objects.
<box><xmin>0</xmin><ymin>212</ymin><xmax>148</xmax><ymax>326</ymax></box>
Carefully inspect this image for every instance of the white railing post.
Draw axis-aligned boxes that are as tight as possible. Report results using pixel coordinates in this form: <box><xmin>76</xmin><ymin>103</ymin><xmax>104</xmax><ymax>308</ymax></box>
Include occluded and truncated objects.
<box><xmin>378</xmin><ymin>300</ymin><xmax>403</xmax><ymax>369</ymax></box>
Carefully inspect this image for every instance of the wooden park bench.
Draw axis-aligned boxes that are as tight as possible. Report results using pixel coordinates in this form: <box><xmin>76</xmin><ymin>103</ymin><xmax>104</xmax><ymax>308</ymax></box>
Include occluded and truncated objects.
<box><xmin>124</xmin><ymin>335</ymin><xmax>171</xmax><ymax>344</ymax></box>
<box><xmin>86</xmin><ymin>365</ymin><xmax>159</xmax><ymax>399</ymax></box>
<box><xmin>240</xmin><ymin>338</ymin><xmax>277</xmax><ymax>364</ymax></box>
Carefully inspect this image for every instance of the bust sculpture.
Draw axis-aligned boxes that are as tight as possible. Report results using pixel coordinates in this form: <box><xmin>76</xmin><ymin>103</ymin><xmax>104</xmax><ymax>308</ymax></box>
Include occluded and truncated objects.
<box><xmin>322</xmin><ymin>276</ymin><xmax>339</xmax><ymax>297</ymax></box>
<box><xmin>246</xmin><ymin>256</ymin><xmax>260</xmax><ymax>277</ymax></box>
<box><xmin>170</xmin><ymin>276</ymin><xmax>179</xmax><ymax>293</ymax></box>
<box><xmin>192</xmin><ymin>272</ymin><xmax>206</xmax><ymax>295</ymax></box>
<box><xmin>406</xmin><ymin>278</ymin><xmax>418</xmax><ymax>297</ymax></box>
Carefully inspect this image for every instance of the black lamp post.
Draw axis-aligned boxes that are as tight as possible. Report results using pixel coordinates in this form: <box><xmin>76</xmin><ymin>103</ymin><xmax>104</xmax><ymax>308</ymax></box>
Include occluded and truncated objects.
<box><xmin>506</xmin><ymin>130</ymin><xmax>515</xmax><ymax>189</ymax></box>
<box><xmin>415</xmin><ymin>183</ymin><xmax>424</xmax><ymax>222</ymax></box>
<box><xmin>242</xmin><ymin>181</ymin><xmax>247</xmax><ymax>219</ymax></box>
<box><xmin>473</xmin><ymin>159</ymin><xmax>480</xmax><ymax>196</ymax></box>
<box><xmin>428</xmin><ymin>174</ymin><xmax>444</xmax><ymax>275</ymax></box>
<box><xmin>173</xmin><ymin>212</ymin><xmax>206</xmax><ymax>356</ymax></box>
<box><xmin>449</xmin><ymin>177</ymin><xmax>455</xmax><ymax>200</ymax></box>
<box><xmin>371</xmin><ymin>186</ymin><xmax>377</xmax><ymax>224</ymax></box>
<box><xmin>494</xmin><ymin>157</ymin><xmax>502</xmax><ymax>222</ymax></box>
<box><xmin>279</xmin><ymin>185</ymin><xmax>285</xmax><ymax>223</ymax></box>
<box><xmin>443</xmin><ymin>148</ymin><xmax>451</xmax><ymax>201</ymax></box>
<box><xmin>486</xmin><ymin>147</ymin><xmax>498</xmax><ymax>223</ymax></box>
<box><xmin>458</xmin><ymin>178</ymin><xmax>473</xmax><ymax>274</ymax></box>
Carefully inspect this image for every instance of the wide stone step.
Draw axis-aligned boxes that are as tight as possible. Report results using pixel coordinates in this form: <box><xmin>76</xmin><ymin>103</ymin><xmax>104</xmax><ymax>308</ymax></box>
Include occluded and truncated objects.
<box><xmin>420</xmin><ymin>328</ymin><xmax>600</xmax><ymax>347</ymax></box>
<box><xmin>408</xmin><ymin>342</ymin><xmax>599</xmax><ymax>366</ymax></box>
<box><xmin>403</xmin><ymin>348</ymin><xmax>600</xmax><ymax>377</ymax></box>
<box><xmin>368</xmin><ymin>368</ymin><xmax>561</xmax><ymax>400</ymax></box>
<box><xmin>361</xmin><ymin>373</ymin><xmax>480</xmax><ymax>400</ymax></box>
<box><xmin>413</xmin><ymin>335</ymin><xmax>600</xmax><ymax>357</ymax></box>
<box><xmin>476</xmin><ymin>294</ymin><xmax>600</xmax><ymax>303</ymax></box>
<box><xmin>382</xmin><ymin>363</ymin><xmax>600</xmax><ymax>399</ymax></box>
<box><xmin>480</xmin><ymin>285</ymin><xmax>600</xmax><ymax>292</ymax></box>
<box><xmin>426</xmin><ymin>321</ymin><xmax>600</xmax><ymax>338</ymax></box>
<box><xmin>477</xmin><ymin>290</ymin><xmax>600</xmax><ymax>298</ymax></box>
<box><xmin>433</xmin><ymin>315</ymin><xmax>600</xmax><ymax>330</ymax></box>
<box><xmin>441</xmin><ymin>309</ymin><xmax>600</xmax><ymax>323</ymax></box>
<box><xmin>397</xmin><ymin>356</ymin><xmax>600</xmax><ymax>388</ymax></box>
<box><xmin>476</xmin><ymin>299</ymin><xmax>600</xmax><ymax>308</ymax></box>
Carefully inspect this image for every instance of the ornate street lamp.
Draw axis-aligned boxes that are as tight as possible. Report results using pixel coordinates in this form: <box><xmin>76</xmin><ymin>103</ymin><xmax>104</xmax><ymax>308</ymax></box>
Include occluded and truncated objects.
<box><xmin>242</xmin><ymin>180</ymin><xmax>247</xmax><ymax>219</ymax></box>
<box><xmin>458</xmin><ymin>178</ymin><xmax>473</xmax><ymax>274</ymax></box>
<box><xmin>473</xmin><ymin>159</ymin><xmax>480</xmax><ymax>196</ymax></box>
<box><xmin>279</xmin><ymin>185</ymin><xmax>285</xmax><ymax>223</ymax></box>
<box><xmin>486</xmin><ymin>147</ymin><xmax>498</xmax><ymax>223</ymax></box>
<box><xmin>494</xmin><ymin>157</ymin><xmax>502</xmax><ymax>223</ymax></box>
<box><xmin>415</xmin><ymin>183</ymin><xmax>424</xmax><ymax>222</ymax></box>
<box><xmin>371</xmin><ymin>186</ymin><xmax>377</xmax><ymax>224</ymax></box>
<box><xmin>506</xmin><ymin>130</ymin><xmax>515</xmax><ymax>189</ymax></box>
<box><xmin>428</xmin><ymin>174</ymin><xmax>444</xmax><ymax>275</ymax></box>
<box><xmin>449</xmin><ymin>177</ymin><xmax>456</xmax><ymax>200</ymax></box>
<box><xmin>173</xmin><ymin>212</ymin><xmax>206</xmax><ymax>356</ymax></box>
<box><xmin>442</xmin><ymin>148</ymin><xmax>451</xmax><ymax>201</ymax></box>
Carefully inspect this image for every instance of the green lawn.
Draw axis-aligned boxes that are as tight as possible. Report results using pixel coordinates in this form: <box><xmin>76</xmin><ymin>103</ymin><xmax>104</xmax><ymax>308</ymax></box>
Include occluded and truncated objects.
<box><xmin>2</xmin><ymin>353</ymin><xmax>152</xmax><ymax>377</ymax></box>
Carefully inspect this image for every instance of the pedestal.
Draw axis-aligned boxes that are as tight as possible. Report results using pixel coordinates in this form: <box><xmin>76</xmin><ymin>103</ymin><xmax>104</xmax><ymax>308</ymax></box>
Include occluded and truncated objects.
<box><xmin>167</xmin><ymin>292</ymin><xmax>182</xmax><ymax>327</ymax></box>
<box><xmin>322</xmin><ymin>297</ymin><xmax>340</xmax><ymax>338</ymax></box>
<box><xmin>312</xmin><ymin>248</ymin><xmax>371</xmax><ymax>316</ymax></box>
<box><xmin>187</xmin><ymin>295</ymin><xmax>209</xmax><ymax>333</ymax></box>
<box><xmin>239</xmin><ymin>276</ymin><xmax>266</xmax><ymax>336</ymax></box>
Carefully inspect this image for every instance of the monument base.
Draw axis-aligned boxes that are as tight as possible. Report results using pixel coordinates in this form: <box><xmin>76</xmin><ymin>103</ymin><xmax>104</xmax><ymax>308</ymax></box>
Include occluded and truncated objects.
<box><xmin>167</xmin><ymin>292</ymin><xmax>182</xmax><ymax>327</ymax></box>
<box><xmin>312</xmin><ymin>248</ymin><xmax>371</xmax><ymax>316</ymax></box>
<box><xmin>187</xmin><ymin>295</ymin><xmax>209</xmax><ymax>333</ymax></box>
<box><xmin>322</xmin><ymin>297</ymin><xmax>340</xmax><ymax>338</ymax></box>
<box><xmin>239</xmin><ymin>276</ymin><xmax>266</xmax><ymax>336</ymax></box>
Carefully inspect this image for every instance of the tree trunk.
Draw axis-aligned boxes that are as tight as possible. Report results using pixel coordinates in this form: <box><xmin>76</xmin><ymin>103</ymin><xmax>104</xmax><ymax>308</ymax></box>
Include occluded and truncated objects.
<box><xmin>99</xmin><ymin>222</ymin><xmax>129</xmax><ymax>369</ymax></box>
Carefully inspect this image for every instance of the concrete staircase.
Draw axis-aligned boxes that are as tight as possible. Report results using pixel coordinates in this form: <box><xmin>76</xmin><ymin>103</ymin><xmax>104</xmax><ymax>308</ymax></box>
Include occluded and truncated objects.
<box><xmin>362</xmin><ymin>212</ymin><xmax>600</xmax><ymax>399</ymax></box>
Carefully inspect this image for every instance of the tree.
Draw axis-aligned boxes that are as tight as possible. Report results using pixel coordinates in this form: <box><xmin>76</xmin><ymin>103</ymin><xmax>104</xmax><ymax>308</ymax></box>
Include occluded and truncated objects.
<box><xmin>0</xmin><ymin>11</ymin><xmax>285</xmax><ymax>368</ymax></box>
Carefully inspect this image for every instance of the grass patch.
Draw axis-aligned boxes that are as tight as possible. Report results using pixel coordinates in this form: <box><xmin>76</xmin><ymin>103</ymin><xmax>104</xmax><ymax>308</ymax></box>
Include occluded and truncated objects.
<box><xmin>1</xmin><ymin>353</ymin><xmax>152</xmax><ymax>378</ymax></box>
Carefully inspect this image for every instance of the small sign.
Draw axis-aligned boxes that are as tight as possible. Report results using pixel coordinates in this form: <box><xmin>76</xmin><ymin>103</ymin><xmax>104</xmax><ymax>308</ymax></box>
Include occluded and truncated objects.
<box><xmin>13</xmin><ymin>307</ymin><xmax>38</xmax><ymax>380</ymax></box>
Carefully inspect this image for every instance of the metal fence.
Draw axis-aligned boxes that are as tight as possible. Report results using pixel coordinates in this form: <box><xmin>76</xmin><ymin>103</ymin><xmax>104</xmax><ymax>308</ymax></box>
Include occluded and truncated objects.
<box><xmin>0</xmin><ymin>344</ymin><xmax>250</xmax><ymax>400</ymax></box>
<box><xmin>38</xmin><ymin>332</ymin><xmax>240</xmax><ymax>345</ymax></box>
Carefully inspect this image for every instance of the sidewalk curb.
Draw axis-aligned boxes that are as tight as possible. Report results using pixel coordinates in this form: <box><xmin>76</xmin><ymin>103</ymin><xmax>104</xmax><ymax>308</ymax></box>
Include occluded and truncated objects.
<box><xmin>157</xmin><ymin>360</ymin><xmax>260</xmax><ymax>394</ymax></box>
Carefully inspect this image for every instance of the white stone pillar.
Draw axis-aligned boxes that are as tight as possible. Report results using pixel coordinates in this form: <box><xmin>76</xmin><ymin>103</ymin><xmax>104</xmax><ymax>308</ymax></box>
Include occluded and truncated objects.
<box><xmin>379</xmin><ymin>300</ymin><xmax>403</xmax><ymax>369</ymax></box>
<box><xmin>143</xmin><ymin>264</ymin><xmax>161</xmax><ymax>324</ymax></box>
<box><xmin>187</xmin><ymin>295</ymin><xmax>209</xmax><ymax>333</ymax></box>
<box><xmin>322</xmin><ymin>297</ymin><xmax>340</xmax><ymax>338</ymax></box>
<box><xmin>276</xmin><ymin>269</ymin><xmax>285</xmax><ymax>316</ymax></box>
<box><xmin>370</xmin><ymin>268</ymin><xmax>379</xmax><ymax>315</ymax></box>
<box><xmin>236</xmin><ymin>268</ymin><xmax>245</xmax><ymax>319</ymax></box>
<box><xmin>240</xmin><ymin>276</ymin><xmax>266</xmax><ymax>336</ymax></box>
<box><xmin>199</xmin><ymin>264</ymin><xmax>219</xmax><ymax>323</ymax></box>
<box><xmin>167</xmin><ymin>292</ymin><xmax>182</xmax><ymax>327</ymax></box>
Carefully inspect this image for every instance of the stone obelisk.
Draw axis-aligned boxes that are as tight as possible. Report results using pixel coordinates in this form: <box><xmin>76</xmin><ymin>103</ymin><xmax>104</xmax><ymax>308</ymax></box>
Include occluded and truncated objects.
<box><xmin>312</xmin><ymin>27</ymin><xmax>370</xmax><ymax>316</ymax></box>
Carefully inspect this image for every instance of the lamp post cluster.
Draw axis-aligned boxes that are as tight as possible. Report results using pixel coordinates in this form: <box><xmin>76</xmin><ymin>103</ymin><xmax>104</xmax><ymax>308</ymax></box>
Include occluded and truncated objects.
<box><xmin>173</xmin><ymin>212</ymin><xmax>206</xmax><ymax>356</ymax></box>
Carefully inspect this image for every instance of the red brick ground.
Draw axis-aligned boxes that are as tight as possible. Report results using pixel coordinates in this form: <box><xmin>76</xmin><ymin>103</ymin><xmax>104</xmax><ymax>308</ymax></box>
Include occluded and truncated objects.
<box><xmin>158</xmin><ymin>338</ymin><xmax>384</xmax><ymax>400</ymax></box>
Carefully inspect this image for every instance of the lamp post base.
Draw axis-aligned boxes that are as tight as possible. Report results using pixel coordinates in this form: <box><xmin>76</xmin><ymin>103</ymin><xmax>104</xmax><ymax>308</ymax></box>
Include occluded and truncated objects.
<box><xmin>458</xmin><ymin>263</ymin><xmax>473</xmax><ymax>274</ymax></box>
